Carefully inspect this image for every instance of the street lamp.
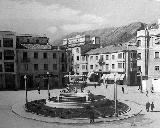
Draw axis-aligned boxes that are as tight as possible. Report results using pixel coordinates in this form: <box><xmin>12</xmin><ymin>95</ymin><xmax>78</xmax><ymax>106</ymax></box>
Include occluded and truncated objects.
<box><xmin>114</xmin><ymin>73</ymin><xmax>118</xmax><ymax>117</ymax></box>
<box><xmin>24</xmin><ymin>75</ymin><xmax>28</xmax><ymax>106</ymax></box>
<box><xmin>47</xmin><ymin>72</ymin><xmax>50</xmax><ymax>100</ymax></box>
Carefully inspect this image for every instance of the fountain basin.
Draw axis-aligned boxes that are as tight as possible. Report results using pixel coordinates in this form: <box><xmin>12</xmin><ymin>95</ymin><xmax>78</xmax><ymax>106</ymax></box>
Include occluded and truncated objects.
<box><xmin>45</xmin><ymin>99</ymin><xmax>91</xmax><ymax>108</ymax></box>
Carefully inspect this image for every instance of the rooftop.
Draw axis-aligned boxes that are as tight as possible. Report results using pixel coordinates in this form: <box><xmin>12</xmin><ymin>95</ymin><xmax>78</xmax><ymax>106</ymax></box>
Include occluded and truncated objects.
<box><xmin>18</xmin><ymin>44</ymin><xmax>52</xmax><ymax>50</ymax></box>
<box><xmin>85</xmin><ymin>44</ymin><xmax>137</xmax><ymax>55</ymax></box>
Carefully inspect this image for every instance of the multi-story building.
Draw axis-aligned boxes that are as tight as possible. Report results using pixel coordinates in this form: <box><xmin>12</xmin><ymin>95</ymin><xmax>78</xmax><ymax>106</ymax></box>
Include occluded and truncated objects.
<box><xmin>0</xmin><ymin>31</ymin><xmax>18</xmax><ymax>89</ymax></box>
<box><xmin>85</xmin><ymin>44</ymin><xmax>137</xmax><ymax>86</ymax></box>
<box><xmin>0</xmin><ymin>31</ymin><xmax>68</xmax><ymax>90</ymax></box>
<box><xmin>137</xmin><ymin>19</ymin><xmax>160</xmax><ymax>79</ymax></box>
<box><xmin>63</xmin><ymin>35</ymin><xmax>100</xmax><ymax>75</ymax></box>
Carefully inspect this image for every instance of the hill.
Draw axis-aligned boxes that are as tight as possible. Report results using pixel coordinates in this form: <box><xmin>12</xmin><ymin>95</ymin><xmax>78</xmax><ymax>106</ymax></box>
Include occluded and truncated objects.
<box><xmin>53</xmin><ymin>22</ymin><xmax>148</xmax><ymax>46</ymax></box>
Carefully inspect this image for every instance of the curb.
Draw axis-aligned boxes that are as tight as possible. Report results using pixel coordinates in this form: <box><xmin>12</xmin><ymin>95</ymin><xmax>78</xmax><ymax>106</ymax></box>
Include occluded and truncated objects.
<box><xmin>11</xmin><ymin>100</ymin><xmax>142</xmax><ymax>124</ymax></box>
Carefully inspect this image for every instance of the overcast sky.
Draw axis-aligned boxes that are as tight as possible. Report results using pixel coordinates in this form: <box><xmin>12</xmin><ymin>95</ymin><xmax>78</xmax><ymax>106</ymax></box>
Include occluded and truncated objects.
<box><xmin>0</xmin><ymin>0</ymin><xmax>160</xmax><ymax>42</ymax></box>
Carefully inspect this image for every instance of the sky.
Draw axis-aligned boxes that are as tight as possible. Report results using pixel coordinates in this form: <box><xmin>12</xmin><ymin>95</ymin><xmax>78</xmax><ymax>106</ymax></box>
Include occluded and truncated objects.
<box><xmin>0</xmin><ymin>0</ymin><xmax>160</xmax><ymax>43</ymax></box>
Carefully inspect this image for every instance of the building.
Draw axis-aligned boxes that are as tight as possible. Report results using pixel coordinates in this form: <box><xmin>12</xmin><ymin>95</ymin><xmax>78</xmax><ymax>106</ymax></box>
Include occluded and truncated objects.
<box><xmin>85</xmin><ymin>44</ymin><xmax>137</xmax><ymax>86</ymax></box>
<box><xmin>137</xmin><ymin>19</ymin><xmax>160</xmax><ymax>91</ymax></box>
<box><xmin>62</xmin><ymin>35</ymin><xmax>91</xmax><ymax>47</ymax></box>
<box><xmin>0</xmin><ymin>31</ymin><xmax>68</xmax><ymax>90</ymax></box>
<box><xmin>0</xmin><ymin>31</ymin><xmax>18</xmax><ymax>89</ymax></box>
<box><xmin>63</xmin><ymin>35</ymin><xmax>100</xmax><ymax>75</ymax></box>
<box><xmin>137</xmin><ymin>19</ymin><xmax>160</xmax><ymax>78</ymax></box>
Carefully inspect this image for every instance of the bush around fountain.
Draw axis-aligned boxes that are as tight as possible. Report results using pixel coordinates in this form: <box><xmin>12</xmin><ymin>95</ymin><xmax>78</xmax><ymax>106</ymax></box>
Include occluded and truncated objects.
<box><xmin>25</xmin><ymin>92</ymin><xmax>129</xmax><ymax>119</ymax></box>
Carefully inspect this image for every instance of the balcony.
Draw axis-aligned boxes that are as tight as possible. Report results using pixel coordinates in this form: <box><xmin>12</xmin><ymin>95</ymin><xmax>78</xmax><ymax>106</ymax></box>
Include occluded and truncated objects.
<box><xmin>21</xmin><ymin>58</ymin><xmax>30</xmax><ymax>63</ymax></box>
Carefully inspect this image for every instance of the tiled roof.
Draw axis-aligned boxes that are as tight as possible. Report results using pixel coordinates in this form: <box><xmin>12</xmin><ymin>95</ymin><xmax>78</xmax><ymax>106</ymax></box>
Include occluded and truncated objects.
<box><xmin>20</xmin><ymin>44</ymin><xmax>52</xmax><ymax>50</ymax></box>
<box><xmin>80</xmin><ymin>44</ymin><xmax>100</xmax><ymax>55</ymax></box>
<box><xmin>85</xmin><ymin>44</ymin><xmax>137</xmax><ymax>55</ymax></box>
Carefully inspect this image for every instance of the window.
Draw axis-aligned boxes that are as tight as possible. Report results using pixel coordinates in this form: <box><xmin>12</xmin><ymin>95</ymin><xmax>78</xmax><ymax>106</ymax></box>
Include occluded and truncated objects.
<box><xmin>95</xmin><ymin>65</ymin><xmax>98</xmax><ymax>69</ymax></box>
<box><xmin>77</xmin><ymin>56</ymin><xmax>79</xmax><ymax>61</ymax></box>
<box><xmin>106</xmin><ymin>64</ymin><xmax>109</xmax><ymax>70</ymax></box>
<box><xmin>76</xmin><ymin>48</ymin><xmax>79</xmax><ymax>53</ymax></box>
<box><xmin>36</xmin><ymin>39</ymin><xmax>39</xmax><ymax>44</ymax></box>
<box><xmin>82</xmin><ymin>65</ymin><xmax>86</xmax><ymax>70</ymax></box>
<box><xmin>43</xmin><ymin>53</ymin><xmax>47</xmax><ymax>59</ymax></box>
<box><xmin>4</xmin><ymin>50</ymin><xmax>14</xmax><ymax>60</ymax></box>
<box><xmin>118</xmin><ymin>53</ymin><xmax>122</xmax><ymax>59</ymax></box>
<box><xmin>34</xmin><ymin>52</ymin><xmax>38</xmax><ymax>59</ymax></box>
<box><xmin>112</xmin><ymin>64</ymin><xmax>115</xmax><ymax>69</ymax></box>
<box><xmin>53</xmin><ymin>64</ymin><xmax>57</xmax><ymax>70</ymax></box>
<box><xmin>106</xmin><ymin>55</ymin><xmax>109</xmax><ymax>60</ymax></box>
<box><xmin>123</xmin><ymin>53</ymin><xmax>125</xmax><ymax>59</ymax></box>
<box><xmin>90</xmin><ymin>65</ymin><xmax>93</xmax><ymax>69</ymax></box>
<box><xmin>90</xmin><ymin>56</ymin><xmax>93</xmax><ymax>61</ymax></box>
<box><xmin>24</xmin><ymin>64</ymin><xmax>28</xmax><ymax>71</ymax></box>
<box><xmin>0</xmin><ymin>52</ymin><xmax>2</xmax><ymax>59</ymax></box>
<box><xmin>155</xmin><ymin>66</ymin><xmax>159</xmax><ymax>71</ymax></box>
<box><xmin>53</xmin><ymin>53</ymin><xmax>56</xmax><ymax>59</ymax></box>
<box><xmin>137</xmin><ymin>53</ymin><xmax>141</xmax><ymax>59</ymax></box>
<box><xmin>96</xmin><ymin>56</ymin><xmax>98</xmax><ymax>60</ymax></box>
<box><xmin>155</xmin><ymin>52</ymin><xmax>159</xmax><ymax>58</ymax></box>
<box><xmin>137</xmin><ymin>40</ymin><xmax>141</xmax><ymax>47</ymax></box>
<box><xmin>82</xmin><ymin>56</ymin><xmax>85</xmax><ymax>61</ymax></box>
<box><xmin>34</xmin><ymin>64</ymin><xmax>38</xmax><ymax>71</ymax></box>
<box><xmin>133</xmin><ymin>53</ymin><xmax>137</xmax><ymax>59</ymax></box>
<box><xmin>4</xmin><ymin>62</ymin><xmax>14</xmax><ymax>72</ymax></box>
<box><xmin>3</xmin><ymin>38</ymin><xmax>13</xmax><ymax>47</ymax></box>
<box><xmin>44</xmin><ymin>64</ymin><xmax>48</xmax><ymax>70</ymax></box>
<box><xmin>112</xmin><ymin>55</ymin><xmax>115</xmax><ymax>60</ymax></box>
<box><xmin>118</xmin><ymin>63</ymin><xmax>122</xmax><ymax>68</ymax></box>
<box><xmin>123</xmin><ymin>63</ymin><xmax>125</xmax><ymax>68</ymax></box>
<box><xmin>23</xmin><ymin>52</ymin><xmax>28</xmax><ymax>59</ymax></box>
<box><xmin>0</xmin><ymin>64</ymin><xmax>2</xmax><ymax>72</ymax></box>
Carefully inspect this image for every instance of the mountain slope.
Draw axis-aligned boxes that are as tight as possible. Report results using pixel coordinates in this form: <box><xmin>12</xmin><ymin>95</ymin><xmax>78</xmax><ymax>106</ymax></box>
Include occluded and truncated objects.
<box><xmin>53</xmin><ymin>22</ymin><xmax>146</xmax><ymax>46</ymax></box>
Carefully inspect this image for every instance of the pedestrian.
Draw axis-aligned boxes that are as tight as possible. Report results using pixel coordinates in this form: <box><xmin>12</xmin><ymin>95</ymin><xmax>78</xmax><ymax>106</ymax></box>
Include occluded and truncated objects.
<box><xmin>122</xmin><ymin>86</ymin><xmax>124</xmax><ymax>94</ymax></box>
<box><xmin>151</xmin><ymin>102</ymin><xmax>155</xmax><ymax>111</ymax></box>
<box><xmin>146</xmin><ymin>101</ymin><xmax>150</xmax><ymax>112</ymax></box>
<box><xmin>89</xmin><ymin>109</ymin><xmax>95</xmax><ymax>124</ymax></box>
<box><xmin>151</xmin><ymin>86</ymin><xmax>154</xmax><ymax>93</ymax></box>
<box><xmin>37</xmin><ymin>85</ymin><xmax>40</xmax><ymax>94</ymax></box>
<box><xmin>146</xmin><ymin>90</ymin><xmax>148</xmax><ymax>97</ymax></box>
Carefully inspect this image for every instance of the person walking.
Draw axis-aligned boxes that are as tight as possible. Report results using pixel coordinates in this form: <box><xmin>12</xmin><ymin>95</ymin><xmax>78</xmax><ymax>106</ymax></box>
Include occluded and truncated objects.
<box><xmin>151</xmin><ymin>86</ymin><xmax>154</xmax><ymax>93</ymax></box>
<box><xmin>151</xmin><ymin>102</ymin><xmax>155</xmax><ymax>111</ymax></box>
<box><xmin>122</xmin><ymin>86</ymin><xmax>124</xmax><ymax>94</ymax></box>
<box><xmin>146</xmin><ymin>90</ymin><xmax>149</xmax><ymax>97</ymax></box>
<box><xmin>37</xmin><ymin>84</ymin><xmax>40</xmax><ymax>94</ymax></box>
<box><xmin>89</xmin><ymin>108</ymin><xmax>95</xmax><ymax>123</ymax></box>
<box><xmin>146</xmin><ymin>101</ymin><xmax>150</xmax><ymax>112</ymax></box>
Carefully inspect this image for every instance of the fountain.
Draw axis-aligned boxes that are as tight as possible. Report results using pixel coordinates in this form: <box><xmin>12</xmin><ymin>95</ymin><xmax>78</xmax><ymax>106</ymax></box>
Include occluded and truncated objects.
<box><xmin>45</xmin><ymin>75</ymin><xmax>95</xmax><ymax>108</ymax></box>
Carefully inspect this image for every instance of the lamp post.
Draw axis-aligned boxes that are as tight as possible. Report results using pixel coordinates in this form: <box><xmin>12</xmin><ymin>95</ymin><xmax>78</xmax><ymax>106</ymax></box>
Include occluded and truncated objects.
<box><xmin>114</xmin><ymin>73</ymin><xmax>118</xmax><ymax>117</ymax></box>
<box><xmin>47</xmin><ymin>72</ymin><xmax>50</xmax><ymax>100</ymax></box>
<box><xmin>24</xmin><ymin>75</ymin><xmax>28</xmax><ymax>105</ymax></box>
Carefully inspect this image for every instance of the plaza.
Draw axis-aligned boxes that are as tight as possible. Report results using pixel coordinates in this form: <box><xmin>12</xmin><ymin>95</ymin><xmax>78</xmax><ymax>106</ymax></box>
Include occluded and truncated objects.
<box><xmin>1</xmin><ymin>84</ymin><xmax>160</xmax><ymax>128</ymax></box>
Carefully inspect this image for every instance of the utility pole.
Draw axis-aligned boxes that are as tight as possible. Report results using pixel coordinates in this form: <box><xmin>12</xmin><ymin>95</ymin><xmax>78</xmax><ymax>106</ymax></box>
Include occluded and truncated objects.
<box><xmin>47</xmin><ymin>72</ymin><xmax>50</xmax><ymax>100</ymax></box>
<box><xmin>114</xmin><ymin>73</ymin><xmax>118</xmax><ymax>117</ymax></box>
<box><xmin>24</xmin><ymin>75</ymin><xmax>28</xmax><ymax>106</ymax></box>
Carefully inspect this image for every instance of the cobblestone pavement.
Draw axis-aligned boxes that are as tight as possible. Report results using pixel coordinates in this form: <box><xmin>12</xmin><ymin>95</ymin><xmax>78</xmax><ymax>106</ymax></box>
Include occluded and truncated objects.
<box><xmin>1</xmin><ymin>84</ymin><xmax>160</xmax><ymax>128</ymax></box>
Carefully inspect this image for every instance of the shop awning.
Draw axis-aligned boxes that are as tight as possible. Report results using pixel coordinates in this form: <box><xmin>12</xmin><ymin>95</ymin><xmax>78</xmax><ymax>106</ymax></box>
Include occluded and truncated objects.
<box><xmin>103</xmin><ymin>73</ymin><xmax>125</xmax><ymax>80</ymax></box>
